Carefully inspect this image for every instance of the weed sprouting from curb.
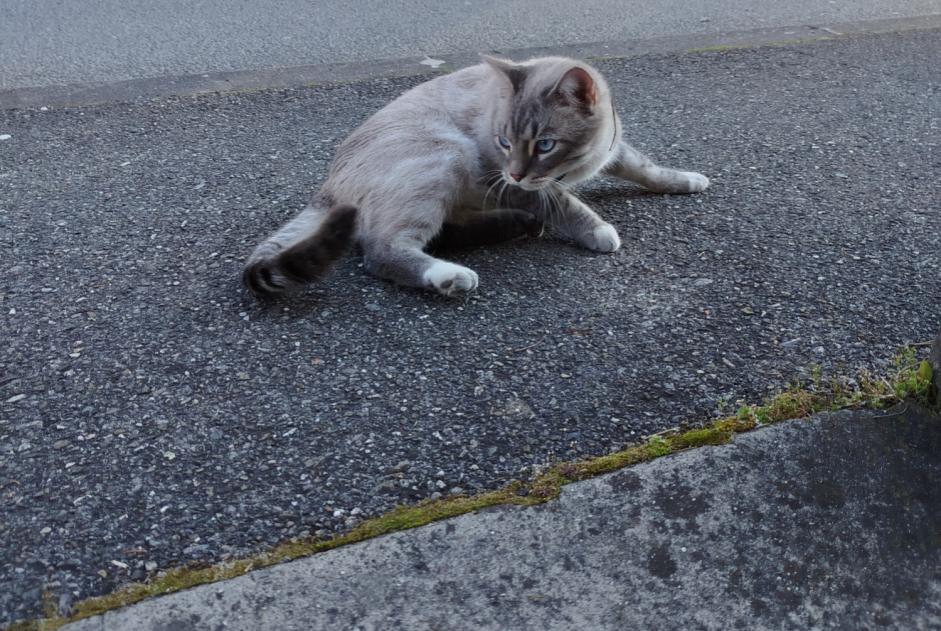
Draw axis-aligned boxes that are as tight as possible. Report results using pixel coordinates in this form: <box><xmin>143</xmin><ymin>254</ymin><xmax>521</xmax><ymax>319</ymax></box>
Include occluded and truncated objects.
<box><xmin>7</xmin><ymin>347</ymin><xmax>935</xmax><ymax>631</ymax></box>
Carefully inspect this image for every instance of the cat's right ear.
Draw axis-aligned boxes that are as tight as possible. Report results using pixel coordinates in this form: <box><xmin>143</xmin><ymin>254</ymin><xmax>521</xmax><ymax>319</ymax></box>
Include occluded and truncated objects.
<box><xmin>552</xmin><ymin>66</ymin><xmax>597</xmax><ymax>109</ymax></box>
<box><xmin>481</xmin><ymin>54</ymin><xmax>527</xmax><ymax>92</ymax></box>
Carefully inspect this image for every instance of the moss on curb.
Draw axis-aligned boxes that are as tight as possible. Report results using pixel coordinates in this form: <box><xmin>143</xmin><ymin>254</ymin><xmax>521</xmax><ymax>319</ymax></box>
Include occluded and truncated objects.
<box><xmin>7</xmin><ymin>348</ymin><xmax>935</xmax><ymax>631</ymax></box>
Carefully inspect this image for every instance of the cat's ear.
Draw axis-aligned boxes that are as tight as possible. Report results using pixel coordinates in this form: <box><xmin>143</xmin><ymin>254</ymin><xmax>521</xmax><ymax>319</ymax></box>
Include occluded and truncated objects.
<box><xmin>552</xmin><ymin>66</ymin><xmax>597</xmax><ymax>109</ymax></box>
<box><xmin>480</xmin><ymin>54</ymin><xmax>528</xmax><ymax>92</ymax></box>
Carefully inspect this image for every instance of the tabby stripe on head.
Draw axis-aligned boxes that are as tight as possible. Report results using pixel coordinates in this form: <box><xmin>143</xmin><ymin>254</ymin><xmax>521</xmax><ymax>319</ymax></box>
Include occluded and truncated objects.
<box><xmin>243</xmin><ymin>206</ymin><xmax>357</xmax><ymax>297</ymax></box>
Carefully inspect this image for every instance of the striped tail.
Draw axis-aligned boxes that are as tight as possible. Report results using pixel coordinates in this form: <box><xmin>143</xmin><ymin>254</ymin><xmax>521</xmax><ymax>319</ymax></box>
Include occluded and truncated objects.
<box><xmin>242</xmin><ymin>205</ymin><xmax>357</xmax><ymax>298</ymax></box>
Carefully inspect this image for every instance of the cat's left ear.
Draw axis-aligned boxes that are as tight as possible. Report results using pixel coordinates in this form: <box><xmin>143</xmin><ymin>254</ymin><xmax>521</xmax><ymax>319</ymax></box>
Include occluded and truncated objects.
<box><xmin>552</xmin><ymin>66</ymin><xmax>597</xmax><ymax>109</ymax></box>
<box><xmin>481</xmin><ymin>54</ymin><xmax>528</xmax><ymax>92</ymax></box>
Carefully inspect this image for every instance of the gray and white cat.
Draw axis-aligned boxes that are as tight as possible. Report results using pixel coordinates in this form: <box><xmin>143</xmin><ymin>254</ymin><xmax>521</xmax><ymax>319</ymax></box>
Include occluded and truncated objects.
<box><xmin>243</xmin><ymin>55</ymin><xmax>708</xmax><ymax>298</ymax></box>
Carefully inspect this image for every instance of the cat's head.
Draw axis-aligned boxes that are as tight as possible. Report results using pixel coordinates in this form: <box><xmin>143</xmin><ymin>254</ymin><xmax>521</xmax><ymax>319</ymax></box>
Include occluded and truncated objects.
<box><xmin>482</xmin><ymin>55</ymin><xmax>616</xmax><ymax>190</ymax></box>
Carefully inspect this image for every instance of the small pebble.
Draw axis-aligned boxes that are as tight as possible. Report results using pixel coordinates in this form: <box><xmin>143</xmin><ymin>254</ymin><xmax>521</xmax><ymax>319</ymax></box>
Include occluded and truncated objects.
<box><xmin>390</xmin><ymin>460</ymin><xmax>411</xmax><ymax>473</ymax></box>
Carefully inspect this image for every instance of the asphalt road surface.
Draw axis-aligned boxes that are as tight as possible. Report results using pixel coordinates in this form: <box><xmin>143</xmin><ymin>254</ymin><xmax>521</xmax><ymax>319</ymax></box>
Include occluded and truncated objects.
<box><xmin>2</xmin><ymin>0</ymin><xmax>940</xmax><ymax>88</ymax></box>
<box><xmin>1</xmin><ymin>28</ymin><xmax>939</xmax><ymax>626</ymax></box>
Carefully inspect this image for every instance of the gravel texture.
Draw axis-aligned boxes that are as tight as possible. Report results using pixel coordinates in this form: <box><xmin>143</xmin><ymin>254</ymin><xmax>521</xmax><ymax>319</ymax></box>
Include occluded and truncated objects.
<box><xmin>1</xmin><ymin>30</ymin><xmax>939</xmax><ymax>625</ymax></box>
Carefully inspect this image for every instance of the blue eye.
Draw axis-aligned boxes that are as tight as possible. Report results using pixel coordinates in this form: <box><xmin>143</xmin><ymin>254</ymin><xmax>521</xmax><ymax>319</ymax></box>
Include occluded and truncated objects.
<box><xmin>497</xmin><ymin>136</ymin><xmax>511</xmax><ymax>149</ymax></box>
<box><xmin>535</xmin><ymin>138</ymin><xmax>556</xmax><ymax>153</ymax></box>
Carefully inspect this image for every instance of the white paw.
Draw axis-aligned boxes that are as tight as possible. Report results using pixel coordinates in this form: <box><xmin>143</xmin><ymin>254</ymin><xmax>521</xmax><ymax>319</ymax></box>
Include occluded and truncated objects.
<box><xmin>583</xmin><ymin>223</ymin><xmax>621</xmax><ymax>253</ymax></box>
<box><xmin>422</xmin><ymin>260</ymin><xmax>479</xmax><ymax>296</ymax></box>
<box><xmin>681</xmin><ymin>171</ymin><xmax>710</xmax><ymax>193</ymax></box>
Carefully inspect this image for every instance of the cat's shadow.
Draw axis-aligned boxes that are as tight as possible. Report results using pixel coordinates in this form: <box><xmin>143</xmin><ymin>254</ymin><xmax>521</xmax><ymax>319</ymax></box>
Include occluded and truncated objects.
<box><xmin>580</xmin><ymin>183</ymin><xmax>661</xmax><ymax>204</ymax></box>
<box><xmin>238</xmin><ymin>234</ymin><xmax>582</xmax><ymax>319</ymax></box>
<box><xmin>236</xmin><ymin>185</ymin><xmax>657</xmax><ymax>317</ymax></box>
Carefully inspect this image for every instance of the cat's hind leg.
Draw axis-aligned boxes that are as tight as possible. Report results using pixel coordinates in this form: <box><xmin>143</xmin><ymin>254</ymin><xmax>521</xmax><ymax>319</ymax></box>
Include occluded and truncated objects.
<box><xmin>603</xmin><ymin>140</ymin><xmax>709</xmax><ymax>194</ymax></box>
<box><xmin>364</xmin><ymin>239</ymin><xmax>479</xmax><ymax>296</ymax></box>
<box><xmin>361</xmin><ymin>201</ymin><xmax>479</xmax><ymax>297</ymax></box>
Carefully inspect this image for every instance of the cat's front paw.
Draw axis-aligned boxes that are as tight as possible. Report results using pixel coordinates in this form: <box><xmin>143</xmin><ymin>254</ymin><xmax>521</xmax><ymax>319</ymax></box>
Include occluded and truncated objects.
<box><xmin>423</xmin><ymin>260</ymin><xmax>479</xmax><ymax>296</ymax></box>
<box><xmin>582</xmin><ymin>223</ymin><xmax>621</xmax><ymax>253</ymax></box>
<box><xmin>516</xmin><ymin>210</ymin><xmax>545</xmax><ymax>238</ymax></box>
<box><xmin>680</xmin><ymin>171</ymin><xmax>710</xmax><ymax>193</ymax></box>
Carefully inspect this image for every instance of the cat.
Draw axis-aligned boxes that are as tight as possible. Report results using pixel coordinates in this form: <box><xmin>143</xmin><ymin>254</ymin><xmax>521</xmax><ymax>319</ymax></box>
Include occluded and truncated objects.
<box><xmin>243</xmin><ymin>54</ymin><xmax>709</xmax><ymax>298</ymax></box>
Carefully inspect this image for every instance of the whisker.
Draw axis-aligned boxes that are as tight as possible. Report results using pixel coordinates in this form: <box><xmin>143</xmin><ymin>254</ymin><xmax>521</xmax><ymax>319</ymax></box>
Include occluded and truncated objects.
<box><xmin>545</xmin><ymin>175</ymin><xmax>568</xmax><ymax>191</ymax></box>
<box><xmin>544</xmin><ymin>185</ymin><xmax>563</xmax><ymax>227</ymax></box>
<box><xmin>481</xmin><ymin>170</ymin><xmax>508</xmax><ymax>210</ymax></box>
<box><xmin>482</xmin><ymin>176</ymin><xmax>502</xmax><ymax>210</ymax></box>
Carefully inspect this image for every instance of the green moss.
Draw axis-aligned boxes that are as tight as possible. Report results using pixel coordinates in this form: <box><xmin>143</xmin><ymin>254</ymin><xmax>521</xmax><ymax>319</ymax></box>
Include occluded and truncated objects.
<box><xmin>719</xmin><ymin>346</ymin><xmax>936</xmax><ymax>428</ymax></box>
<box><xmin>12</xmin><ymin>345</ymin><xmax>935</xmax><ymax>631</ymax></box>
<box><xmin>714</xmin><ymin>415</ymin><xmax>757</xmax><ymax>434</ymax></box>
<box><xmin>645</xmin><ymin>435</ymin><xmax>672</xmax><ymax>458</ymax></box>
<box><xmin>765</xmin><ymin>386</ymin><xmax>824</xmax><ymax>421</ymax></box>
<box><xmin>577</xmin><ymin>444</ymin><xmax>650</xmax><ymax>476</ymax></box>
<box><xmin>669</xmin><ymin>426</ymin><xmax>729</xmax><ymax>449</ymax></box>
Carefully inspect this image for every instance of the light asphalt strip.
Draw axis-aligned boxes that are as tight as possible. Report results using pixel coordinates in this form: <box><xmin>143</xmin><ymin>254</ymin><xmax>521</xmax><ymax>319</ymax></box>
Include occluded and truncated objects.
<box><xmin>1</xmin><ymin>14</ymin><xmax>940</xmax><ymax>109</ymax></box>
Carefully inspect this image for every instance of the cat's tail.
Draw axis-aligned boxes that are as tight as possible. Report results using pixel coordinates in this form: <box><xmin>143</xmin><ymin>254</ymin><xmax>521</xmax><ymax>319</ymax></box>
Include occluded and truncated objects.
<box><xmin>242</xmin><ymin>205</ymin><xmax>357</xmax><ymax>298</ymax></box>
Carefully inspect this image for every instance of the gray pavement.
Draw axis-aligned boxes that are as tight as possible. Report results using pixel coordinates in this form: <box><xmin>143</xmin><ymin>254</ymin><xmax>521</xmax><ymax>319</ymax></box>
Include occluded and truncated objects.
<box><xmin>63</xmin><ymin>406</ymin><xmax>941</xmax><ymax>631</ymax></box>
<box><xmin>2</xmin><ymin>28</ymin><xmax>940</xmax><ymax>627</ymax></box>
<box><xmin>4</xmin><ymin>16</ymin><xmax>940</xmax><ymax>111</ymax></box>
<box><xmin>2</xmin><ymin>0</ymin><xmax>941</xmax><ymax>89</ymax></box>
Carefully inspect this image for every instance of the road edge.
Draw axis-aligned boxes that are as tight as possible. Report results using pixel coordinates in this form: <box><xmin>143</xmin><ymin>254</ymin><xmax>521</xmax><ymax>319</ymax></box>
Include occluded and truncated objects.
<box><xmin>1</xmin><ymin>14</ymin><xmax>940</xmax><ymax>109</ymax></box>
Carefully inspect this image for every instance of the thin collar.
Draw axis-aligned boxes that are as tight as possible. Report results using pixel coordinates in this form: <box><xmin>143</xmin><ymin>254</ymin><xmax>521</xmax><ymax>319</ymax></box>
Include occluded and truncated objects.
<box><xmin>608</xmin><ymin>93</ymin><xmax>618</xmax><ymax>152</ymax></box>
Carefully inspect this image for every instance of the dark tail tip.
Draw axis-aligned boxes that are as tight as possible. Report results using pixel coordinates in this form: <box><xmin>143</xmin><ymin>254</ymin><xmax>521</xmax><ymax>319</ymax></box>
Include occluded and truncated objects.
<box><xmin>242</xmin><ymin>261</ymin><xmax>277</xmax><ymax>298</ymax></box>
<box><xmin>317</xmin><ymin>206</ymin><xmax>357</xmax><ymax>258</ymax></box>
<box><xmin>243</xmin><ymin>206</ymin><xmax>358</xmax><ymax>298</ymax></box>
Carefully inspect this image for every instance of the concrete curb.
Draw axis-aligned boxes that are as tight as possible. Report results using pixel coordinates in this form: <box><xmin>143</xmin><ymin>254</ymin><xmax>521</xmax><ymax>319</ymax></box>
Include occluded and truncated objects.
<box><xmin>59</xmin><ymin>407</ymin><xmax>941</xmax><ymax>631</ymax></box>
<box><xmin>2</xmin><ymin>14</ymin><xmax>940</xmax><ymax>109</ymax></box>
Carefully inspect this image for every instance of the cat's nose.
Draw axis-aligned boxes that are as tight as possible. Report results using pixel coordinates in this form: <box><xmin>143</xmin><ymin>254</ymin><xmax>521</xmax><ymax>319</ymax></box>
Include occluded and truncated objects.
<box><xmin>509</xmin><ymin>172</ymin><xmax>524</xmax><ymax>182</ymax></box>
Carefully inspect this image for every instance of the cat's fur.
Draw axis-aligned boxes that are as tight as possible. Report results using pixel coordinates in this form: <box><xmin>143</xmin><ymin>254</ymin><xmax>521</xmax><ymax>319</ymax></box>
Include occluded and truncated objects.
<box><xmin>243</xmin><ymin>55</ymin><xmax>709</xmax><ymax>298</ymax></box>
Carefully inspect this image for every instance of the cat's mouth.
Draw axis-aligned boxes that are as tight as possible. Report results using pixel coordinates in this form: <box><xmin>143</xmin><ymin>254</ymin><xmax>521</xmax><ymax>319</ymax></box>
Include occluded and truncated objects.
<box><xmin>508</xmin><ymin>176</ymin><xmax>554</xmax><ymax>192</ymax></box>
